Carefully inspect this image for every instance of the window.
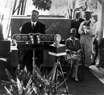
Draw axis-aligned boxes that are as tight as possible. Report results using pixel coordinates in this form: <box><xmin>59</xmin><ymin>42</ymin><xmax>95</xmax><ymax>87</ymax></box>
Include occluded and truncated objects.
<box><xmin>25</xmin><ymin>0</ymin><xmax>70</xmax><ymax>18</ymax></box>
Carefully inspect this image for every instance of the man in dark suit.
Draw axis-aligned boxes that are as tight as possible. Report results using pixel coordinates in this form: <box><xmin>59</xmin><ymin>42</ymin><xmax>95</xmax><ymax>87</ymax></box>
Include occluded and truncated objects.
<box><xmin>71</xmin><ymin>11</ymin><xmax>85</xmax><ymax>39</ymax></box>
<box><xmin>20</xmin><ymin>10</ymin><xmax>45</xmax><ymax>73</ymax></box>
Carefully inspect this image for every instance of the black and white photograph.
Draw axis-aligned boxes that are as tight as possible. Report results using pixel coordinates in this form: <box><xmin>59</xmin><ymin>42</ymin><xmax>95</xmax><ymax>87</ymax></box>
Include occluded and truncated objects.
<box><xmin>0</xmin><ymin>0</ymin><xmax>104</xmax><ymax>95</ymax></box>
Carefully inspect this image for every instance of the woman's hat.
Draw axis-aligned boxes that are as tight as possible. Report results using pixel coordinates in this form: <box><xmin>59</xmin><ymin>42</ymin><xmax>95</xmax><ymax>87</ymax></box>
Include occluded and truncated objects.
<box><xmin>70</xmin><ymin>28</ymin><xmax>77</xmax><ymax>35</ymax></box>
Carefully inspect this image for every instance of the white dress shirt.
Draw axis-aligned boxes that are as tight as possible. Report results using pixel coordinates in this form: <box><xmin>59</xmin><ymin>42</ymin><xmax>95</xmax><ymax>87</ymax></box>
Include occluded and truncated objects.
<box><xmin>31</xmin><ymin>21</ymin><xmax>37</xmax><ymax>28</ymax></box>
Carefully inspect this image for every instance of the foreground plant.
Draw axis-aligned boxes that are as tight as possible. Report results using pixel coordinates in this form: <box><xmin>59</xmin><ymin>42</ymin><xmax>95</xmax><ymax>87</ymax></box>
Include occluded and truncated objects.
<box><xmin>2</xmin><ymin>64</ymin><xmax>69</xmax><ymax>95</ymax></box>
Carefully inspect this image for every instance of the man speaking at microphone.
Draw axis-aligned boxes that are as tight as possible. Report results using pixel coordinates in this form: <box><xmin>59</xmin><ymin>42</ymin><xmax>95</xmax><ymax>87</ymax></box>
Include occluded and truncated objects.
<box><xmin>20</xmin><ymin>10</ymin><xmax>45</xmax><ymax>73</ymax></box>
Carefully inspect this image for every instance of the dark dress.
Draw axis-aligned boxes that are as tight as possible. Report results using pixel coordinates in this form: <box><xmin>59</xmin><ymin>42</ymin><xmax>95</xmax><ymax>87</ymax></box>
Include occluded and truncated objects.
<box><xmin>65</xmin><ymin>37</ymin><xmax>81</xmax><ymax>65</ymax></box>
<box><xmin>20</xmin><ymin>21</ymin><xmax>45</xmax><ymax>73</ymax></box>
<box><xmin>71</xmin><ymin>18</ymin><xmax>84</xmax><ymax>39</ymax></box>
<box><xmin>65</xmin><ymin>37</ymin><xmax>81</xmax><ymax>53</ymax></box>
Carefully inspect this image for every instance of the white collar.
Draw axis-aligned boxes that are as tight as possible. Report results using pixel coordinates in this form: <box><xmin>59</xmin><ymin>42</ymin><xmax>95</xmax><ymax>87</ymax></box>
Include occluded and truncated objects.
<box><xmin>31</xmin><ymin>21</ymin><xmax>37</xmax><ymax>26</ymax></box>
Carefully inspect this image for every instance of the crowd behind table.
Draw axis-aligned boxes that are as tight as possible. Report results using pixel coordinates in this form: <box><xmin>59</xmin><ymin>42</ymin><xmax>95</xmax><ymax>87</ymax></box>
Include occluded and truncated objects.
<box><xmin>71</xmin><ymin>11</ymin><xmax>99</xmax><ymax>67</ymax></box>
<box><xmin>64</xmin><ymin>10</ymin><xmax>99</xmax><ymax>81</ymax></box>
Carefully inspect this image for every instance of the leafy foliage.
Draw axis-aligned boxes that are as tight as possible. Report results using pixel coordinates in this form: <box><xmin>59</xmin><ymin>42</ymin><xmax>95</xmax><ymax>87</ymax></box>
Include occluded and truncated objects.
<box><xmin>2</xmin><ymin>63</ymin><xmax>68</xmax><ymax>95</ymax></box>
<box><xmin>32</xmin><ymin>0</ymin><xmax>52</xmax><ymax>11</ymax></box>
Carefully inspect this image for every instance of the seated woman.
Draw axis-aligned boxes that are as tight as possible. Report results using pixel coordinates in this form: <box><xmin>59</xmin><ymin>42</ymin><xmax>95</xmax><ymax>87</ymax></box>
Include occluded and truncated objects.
<box><xmin>65</xmin><ymin>28</ymin><xmax>81</xmax><ymax>81</ymax></box>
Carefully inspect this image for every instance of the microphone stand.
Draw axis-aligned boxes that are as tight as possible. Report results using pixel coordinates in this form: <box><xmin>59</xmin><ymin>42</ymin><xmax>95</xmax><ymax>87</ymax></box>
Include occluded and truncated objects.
<box><xmin>30</xmin><ymin>33</ymin><xmax>41</xmax><ymax>75</ymax></box>
<box><xmin>29</xmin><ymin>33</ymin><xmax>36</xmax><ymax>74</ymax></box>
<box><xmin>32</xmin><ymin>48</ymin><xmax>36</xmax><ymax>74</ymax></box>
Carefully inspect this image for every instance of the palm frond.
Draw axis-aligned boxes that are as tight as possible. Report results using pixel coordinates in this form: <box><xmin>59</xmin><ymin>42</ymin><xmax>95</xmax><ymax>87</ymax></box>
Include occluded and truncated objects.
<box><xmin>33</xmin><ymin>85</ymin><xmax>38</xmax><ymax>94</ymax></box>
<box><xmin>33</xmin><ymin>64</ymin><xmax>42</xmax><ymax>77</ymax></box>
<box><xmin>5</xmin><ymin>69</ymin><xmax>15</xmax><ymax>83</ymax></box>
<box><xmin>25</xmin><ymin>77</ymin><xmax>32</xmax><ymax>89</ymax></box>
<box><xmin>4</xmin><ymin>62</ymin><xmax>69</xmax><ymax>95</ymax></box>
<box><xmin>4</xmin><ymin>86</ymin><xmax>12</xmax><ymax>95</ymax></box>
<box><xmin>17</xmin><ymin>78</ymin><xmax>23</xmax><ymax>95</ymax></box>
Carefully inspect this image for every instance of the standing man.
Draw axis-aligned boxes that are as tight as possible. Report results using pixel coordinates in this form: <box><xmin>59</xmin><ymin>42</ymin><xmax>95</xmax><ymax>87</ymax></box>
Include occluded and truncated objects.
<box><xmin>78</xmin><ymin>11</ymin><xmax>92</xmax><ymax>67</ymax></box>
<box><xmin>91</xmin><ymin>15</ymin><xmax>99</xmax><ymax>65</ymax></box>
<box><xmin>20</xmin><ymin>10</ymin><xmax>45</xmax><ymax>73</ymax></box>
<box><xmin>71</xmin><ymin>11</ymin><xmax>85</xmax><ymax>39</ymax></box>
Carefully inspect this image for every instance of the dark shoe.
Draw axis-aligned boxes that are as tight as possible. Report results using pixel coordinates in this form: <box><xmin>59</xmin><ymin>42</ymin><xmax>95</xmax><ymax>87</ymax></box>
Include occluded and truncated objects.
<box><xmin>75</xmin><ymin>78</ymin><xmax>78</xmax><ymax>82</ymax></box>
<box><xmin>84</xmin><ymin>64</ymin><xmax>89</xmax><ymax>68</ymax></box>
<box><xmin>91</xmin><ymin>62</ymin><xmax>95</xmax><ymax>65</ymax></box>
<box><xmin>71</xmin><ymin>75</ymin><xmax>75</xmax><ymax>79</ymax></box>
<box><xmin>96</xmin><ymin>64</ymin><xmax>100</xmax><ymax>68</ymax></box>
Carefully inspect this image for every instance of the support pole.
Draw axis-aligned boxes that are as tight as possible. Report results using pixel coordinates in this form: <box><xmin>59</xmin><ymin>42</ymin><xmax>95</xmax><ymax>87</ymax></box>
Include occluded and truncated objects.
<box><xmin>98</xmin><ymin>1</ymin><xmax>104</xmax><ymax>67</ymax></box>
<box><xmin>99</xmin><ymin>1</ymin><xmax>104</xmax><ymax>44</ymax></box>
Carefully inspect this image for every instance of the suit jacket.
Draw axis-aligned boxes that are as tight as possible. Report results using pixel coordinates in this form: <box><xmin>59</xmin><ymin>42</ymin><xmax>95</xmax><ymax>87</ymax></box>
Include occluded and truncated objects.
<box><xmin>20</xmin><ymin>21</ymin><xmax>46</xmax><ymax>63</ymax></box>
<box><xmin>21</xmin><ymin>21</ymin><xmax>45</xmax><ymax>34</ymax></box>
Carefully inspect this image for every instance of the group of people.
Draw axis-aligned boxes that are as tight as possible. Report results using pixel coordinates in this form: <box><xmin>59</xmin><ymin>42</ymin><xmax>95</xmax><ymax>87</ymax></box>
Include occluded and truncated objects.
<box><xmin>18</xmin><ymin>9</ymin><xmax>99</xmax><ymax>82</ymax></box>
<box><xmin>65</xmin><ymin>11</ymin><xmax>99</xmax><ymax>81</ymax></box>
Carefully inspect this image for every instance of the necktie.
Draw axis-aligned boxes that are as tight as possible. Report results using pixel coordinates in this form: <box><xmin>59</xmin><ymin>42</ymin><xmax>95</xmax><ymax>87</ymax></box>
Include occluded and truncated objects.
<box><xmin>32</xmin><ymin>23</ymin><xmax>34</xmax><ymax>29</ymax></box>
